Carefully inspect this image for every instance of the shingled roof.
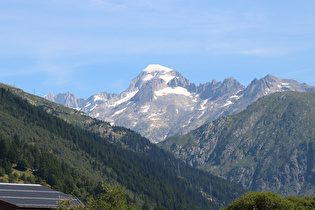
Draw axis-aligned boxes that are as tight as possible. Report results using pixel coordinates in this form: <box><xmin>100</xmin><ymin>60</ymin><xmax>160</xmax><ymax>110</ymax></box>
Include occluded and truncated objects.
<box><xmin>0</xmin><ymin>183</ymin><xmax>83</xmax><ymax>209</ymax></box>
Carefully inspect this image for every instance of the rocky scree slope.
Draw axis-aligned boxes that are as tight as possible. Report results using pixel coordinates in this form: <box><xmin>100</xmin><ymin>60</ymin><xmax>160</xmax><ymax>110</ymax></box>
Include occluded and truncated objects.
<box><xmin>159</xmin><ymin>91</ymin><xmax>315</xmax><ymax>197</ymax></box>
<box><xmin>45</xmin><ymin>64</ymin><xmax>315</xmax><ymax>143</ymax></box>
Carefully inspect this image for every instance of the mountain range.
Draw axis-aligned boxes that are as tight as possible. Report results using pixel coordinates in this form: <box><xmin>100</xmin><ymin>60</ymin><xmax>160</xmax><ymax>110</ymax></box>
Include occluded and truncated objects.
<box><xmin>2</xmin><ymin>62</ymin><xmax>314</xmax><ymax>202</ymax></box>
<box><xmin>45</xmin><ymin>64</ymin><xmax>315</xmax><ymax>143</ymax></box>
<box><xmin>0</xmin><ymin>83</ymin><xmax>246</xmax><ymax>209</ymax></box>
<box><xmin>159</xmin><ymin>91</ymin><xmax>315</xmax><ymax>197</ymax></box>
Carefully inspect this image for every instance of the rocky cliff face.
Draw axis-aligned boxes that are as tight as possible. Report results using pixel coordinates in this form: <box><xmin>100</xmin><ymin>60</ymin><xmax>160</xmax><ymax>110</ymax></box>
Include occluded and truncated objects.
<box><xmin>44</xmin><ymin>64</ymin><xmax>315</xmax><ymax>143</ymax></box>
<box><xmin>159</xmin><ymin>91</ymin><xmax>315</xmax><ymax>196</ymax></box>
<box><xmin>44</xmin><ymin>91</ymin><xmax>85</xmax><ymax>109</ymax></box>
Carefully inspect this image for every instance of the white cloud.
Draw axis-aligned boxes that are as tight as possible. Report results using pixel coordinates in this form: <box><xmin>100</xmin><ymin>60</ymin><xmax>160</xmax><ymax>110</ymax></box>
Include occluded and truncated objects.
<box><xmin>2</xmin><ymin>0</ymin><xmax>310</xmax><ymax>60</ymax></box>
<box><xmin>280</xmin><ymin>67</ymin><xmax>315</xmax><ymax>78</ymax></box>
<box><xmin>237</xmin><ymin>47</ymin><xmax>289</xmax><ymax>56</ymax></box>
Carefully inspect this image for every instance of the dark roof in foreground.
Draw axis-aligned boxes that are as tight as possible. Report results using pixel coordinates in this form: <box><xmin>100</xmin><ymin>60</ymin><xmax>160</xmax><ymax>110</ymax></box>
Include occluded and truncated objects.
<box><xmin>0</xmin><ymin>183</ymin><xmax>83</xmax><ymax>208</ymax></box>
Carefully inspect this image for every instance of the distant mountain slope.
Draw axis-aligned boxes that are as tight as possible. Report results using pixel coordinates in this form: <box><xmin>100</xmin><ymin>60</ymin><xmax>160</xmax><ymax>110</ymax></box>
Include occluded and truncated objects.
<box><xmin>45</xmin><ymin>64</ymin><xmax>315</xmax><ymax>143</ymax></box>
<box><xmin>159</xmin><ymin>91</ymin><xmax>315</xmax><ymax>197</ymax></box>
<box><xmin>44</xmin><ymin>91</ymin><xmax>85</xmax><ymax>108</ymax></box>
<box><xmin>0</xmin><ymin>85</ymin><xmax>246</xmax><ymax>209</ymax></box>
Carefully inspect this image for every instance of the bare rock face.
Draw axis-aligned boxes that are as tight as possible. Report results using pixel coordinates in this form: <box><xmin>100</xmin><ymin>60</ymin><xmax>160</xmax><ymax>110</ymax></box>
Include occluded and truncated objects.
<box><xmin>45</xmin><ymin>64</ymin><xmax>315</xmax><ymax>143</ymax></box>
<box><xmin>44</xmin><ymin>91</ymin><xmax>85</xmax><ymax>109</ymax></box>
<box><xmin>159</xmin><ymin>91</ymin><xmax>315</xmax><ymax>197</ymax></box>
<box><xmin>44</xmin><ymin>92</ymin><xmax>55</xmax><ymax>101</ymax></box>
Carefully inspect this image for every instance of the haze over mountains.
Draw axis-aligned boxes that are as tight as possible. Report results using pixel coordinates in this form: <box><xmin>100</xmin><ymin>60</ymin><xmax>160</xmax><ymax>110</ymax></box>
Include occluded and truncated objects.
<box><xmin>45</xmin><ymin>64</ymin><xmax>315</xmax><ymax>143</ymax></box>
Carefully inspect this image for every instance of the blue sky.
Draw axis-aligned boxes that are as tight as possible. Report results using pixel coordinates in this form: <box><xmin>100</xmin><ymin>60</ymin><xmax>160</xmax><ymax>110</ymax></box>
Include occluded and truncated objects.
<box><xmin>1</xmin><ymin>0</ymin><xmax>315</xmax><ymax>99</ymax></box>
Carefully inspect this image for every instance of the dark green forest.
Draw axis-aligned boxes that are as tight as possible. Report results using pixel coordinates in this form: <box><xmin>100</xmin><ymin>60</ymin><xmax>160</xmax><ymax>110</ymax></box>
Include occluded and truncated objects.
<box><xmin>0</xmin><ymin>87</ymin><xmax>246</xmax><ymax>209</ymax></box>
<box><xmin>0</xmin><ymin>134</ymin><xmax>96</xmax><ymax>198</ymax></box>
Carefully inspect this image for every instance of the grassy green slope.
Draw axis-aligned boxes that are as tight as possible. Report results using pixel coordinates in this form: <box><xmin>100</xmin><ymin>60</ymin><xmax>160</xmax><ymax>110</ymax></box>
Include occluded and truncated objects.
<box><xmin>0</xmin><ymin>85</ymin><xmax>246</xmax><ymax>209</ymax></box>
<box><xmin>159</xmin><ymin>91</ymin><xmax>315</xmax><ymax>197</ymax></box>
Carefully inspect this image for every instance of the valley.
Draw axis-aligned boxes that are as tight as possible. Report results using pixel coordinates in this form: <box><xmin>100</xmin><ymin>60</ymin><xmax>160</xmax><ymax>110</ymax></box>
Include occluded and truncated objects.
<box><xmin>1</xmin><ymin>64</ymin><xmax>314</xmax><ymax>208</ymax></box>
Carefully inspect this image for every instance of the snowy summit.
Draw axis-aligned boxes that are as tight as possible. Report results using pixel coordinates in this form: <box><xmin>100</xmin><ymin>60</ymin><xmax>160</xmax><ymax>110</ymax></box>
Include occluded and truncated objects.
<box><xmin>141</xmin><ymin>64</ymin><xmax>177</xmax><ymax>84</ymax></box>
<box><xmin>44</xmin><ymin>65</ymin><xmax>315</xmax><ymax>143</ymax></box>
<box><xmin>143</xmin><ymin>64</ymin><xmax>173</xmax><ymax>73</ymax></box>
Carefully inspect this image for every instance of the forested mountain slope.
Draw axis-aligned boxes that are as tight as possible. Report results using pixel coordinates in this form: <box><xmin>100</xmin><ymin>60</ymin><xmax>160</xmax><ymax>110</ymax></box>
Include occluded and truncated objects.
<box><xmin>159</xmin><ymin>91</ymin><xmax>315</xmax><ymax>197</ymax></box>
<box><xmin>0</xmin><ymin>86</ymin><xmax>246</xmax><ymax>209</ymax></box>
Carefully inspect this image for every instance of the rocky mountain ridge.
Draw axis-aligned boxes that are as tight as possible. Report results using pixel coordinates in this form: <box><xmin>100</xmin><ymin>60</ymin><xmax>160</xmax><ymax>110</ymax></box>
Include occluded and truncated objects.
<box><xmin>158</xmin><ymin>91</ymin><xmax>315</xmax><ymax>197</ymax></box>
<box><xmin>45</xmin><ymin>64</ymin><xmax>315</xmax><ymax>143</ymax></box>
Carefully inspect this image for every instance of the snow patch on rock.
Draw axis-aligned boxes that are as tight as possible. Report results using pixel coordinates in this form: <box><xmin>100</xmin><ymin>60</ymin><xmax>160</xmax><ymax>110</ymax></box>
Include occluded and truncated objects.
<box><xmin>90</xmin><ymin>104</ymin><xmax>98</xmax><ymax>111</ymax></box>
<box><xmin>85</xmin><ymin>102</ymin><xmax>91</xmax><ymax>108</ymax></box>
<box><xmin>93</xmin><ymin>95</ymin><xmax>106</xmax><ymax>102</ymax></box>
<box><xmin>113</xmin><ymin>107</ymin><xmax>127</xmax><ymax>116</ymax></box>
<box><xmin>223</xmin><ymin>100</ymin><xmax>233</xmax><ymax>107</ymax></box>
<box><xmin>197</xmin><ymin>111</ymin><xmax>205</xmax><ymax>119</ymax></box>
<box><xmin>198</xmin><ymin>100</ymin><xmax>208</xmax><ymax>110</ymax></box>
<box><xmin>181</xmin><ymin>117</ymin><xmax>193</xmax><ymax>128</ymax></box>
<box><xmin>155</xmin><ymin>87</ymin><xmax>191</xmax><ymax>97</ymax></box>
<box><xmin>142</xmin><ymin>73</ymin><xmax>157</xmax><ymax>81</ymax></box>
<box><xmin>230</xmin><ymin>95</ymin><xmax>239</xmax><ymax>99</ymax></box>
<box><xmin>160</xmin><ymin>75</ymin><xmax>176</xmax><ymax>84</ymax></box>
<box><xmin>141</xmin><ymin>105</ymin><xmax>150</xmax><ymax>113</ymax></box>
<box><xmin>109</xmin><ymin>91</ymin><xmax>138</xmax><ymax>107</ymax></box>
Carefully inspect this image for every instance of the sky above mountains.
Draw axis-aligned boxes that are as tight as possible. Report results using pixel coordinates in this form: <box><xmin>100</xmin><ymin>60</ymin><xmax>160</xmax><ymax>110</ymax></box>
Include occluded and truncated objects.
<box><xmin>1</xmin><ymin>0</ymin><xmax>315</xmax><ymax>99</ymax></box>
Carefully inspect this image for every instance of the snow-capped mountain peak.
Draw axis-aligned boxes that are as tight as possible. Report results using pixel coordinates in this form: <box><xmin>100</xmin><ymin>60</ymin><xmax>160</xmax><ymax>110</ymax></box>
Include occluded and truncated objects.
<box><xmin>44</xmin><ymin>65</ymin><xmax>315</xmax><ymax>143</ymax></box>
<box><xmin>140</xmin><ymin>64</ymin><xmax>177</xmax><ymax>84</ymax></box>
<box><xmin>143</xmin><ymin>64</ymin><xmax>173</xmax><ymax>73</ymax></box>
